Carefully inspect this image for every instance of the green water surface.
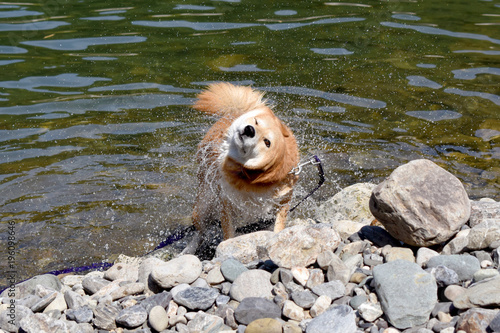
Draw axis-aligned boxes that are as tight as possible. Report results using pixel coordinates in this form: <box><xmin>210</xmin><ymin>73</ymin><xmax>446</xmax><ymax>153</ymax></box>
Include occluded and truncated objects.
<box><xmin>0</xmin><ymin>0</ymin><xmax>499</xmax><ymax>285</ymax></box>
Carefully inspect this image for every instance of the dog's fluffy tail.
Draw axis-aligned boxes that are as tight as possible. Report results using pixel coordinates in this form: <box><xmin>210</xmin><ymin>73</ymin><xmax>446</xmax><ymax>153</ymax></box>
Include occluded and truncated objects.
<box><xmin>193</xmin><ymin>82</ymin><xmax>267</xmax><ymax>117</ymax></box>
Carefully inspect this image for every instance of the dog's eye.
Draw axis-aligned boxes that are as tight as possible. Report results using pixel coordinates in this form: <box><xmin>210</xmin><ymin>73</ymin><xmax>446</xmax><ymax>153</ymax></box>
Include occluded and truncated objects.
<box><xmin>264</xmin><ymin>138</ymin><xmax>271</xmax><ymax>148</ymax></box>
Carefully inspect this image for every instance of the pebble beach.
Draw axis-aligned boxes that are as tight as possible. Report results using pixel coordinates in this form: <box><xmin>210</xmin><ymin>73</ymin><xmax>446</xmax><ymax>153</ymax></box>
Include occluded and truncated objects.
<box><xmin>1</xmin><ymin>158</ymin><xmax>499</xmax><ymax>333</ymax></box>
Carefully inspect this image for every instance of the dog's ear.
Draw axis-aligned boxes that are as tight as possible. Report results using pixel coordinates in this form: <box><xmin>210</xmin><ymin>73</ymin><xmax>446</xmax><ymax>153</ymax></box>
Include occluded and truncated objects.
<box><xmin>280</xmin><ymin>121</ymin><xmax>291</xmax><ymax>137</ymax></box>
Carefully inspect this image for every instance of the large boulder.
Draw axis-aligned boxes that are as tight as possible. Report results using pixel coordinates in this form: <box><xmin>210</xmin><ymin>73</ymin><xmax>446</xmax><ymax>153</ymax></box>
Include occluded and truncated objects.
<box><xmin>369</xmin><ymin>159</ymin><xmax>470</xmax><ymax>246</ymax></box>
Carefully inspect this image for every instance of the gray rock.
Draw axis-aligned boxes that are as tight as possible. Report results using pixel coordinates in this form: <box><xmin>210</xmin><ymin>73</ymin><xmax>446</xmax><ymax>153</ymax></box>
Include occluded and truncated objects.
<box><xmin>489</xmin><ymin>312</ymin><xmax>500</xmax><ymax>332</ymax></box>
<box><xmin>266</xmin><ymin>224</ymin><xmax>341</xmax><ymax>269</ymax></box>
<box><xmin>30</xmin><ymin>291</ymin><xmax>57</xmax><ymax>313</ymax></box>
<box><xmin>151</xmin><ymin>254</ymin><xmax>202</xmax><ymax>289</ymax></box>
<box><xmin>316</xmin><ymin>183</ymin><xmax>376</xmax><ymax>225</ymax></box>
<box><xmin>81</xmin><ymin>275</ymin><xmax>110</xmax><ymax>295</ymax></box>
<box><xmin>326</xmin><ymin>254</ymin><xmax>351</xmax><ymax>285</ymax></box>
<box><xmin>469</xmin><ymin>200</ymin><xmax>500</xmax><ymax>227</ymax></box>
<box><xmin>1</xmin><ymin>274</ymin><xmax>62</xmax><ymax>299</ymax></box>
<box><xmin>173</xmin><ymin>287</ymin><xmax>219</xmax><ymax>311</ymax></box>
<box><xmin>215</xmin><ymin>231</ymin><xmax>274</xmax><ymax>264</ymax></box>
<box><xmin>349</xmin><ymin>295</ymin><xmax>368</xmax><ymax>310</ymax></box>
<box><xmin>116</xmin><ymin>304</ymin><xmax>148</xmax><ymax>329</ymax></box>
<box><xmin>305</xmin><ymin>305</ymin><xmax>357</xmax><ymax>333</ymax></box>
<box><xmin>311</xmin><ymin>281</ymin><xmax>346</xmax><ymax>301</ymax></box>
<box><xmin>92</xmin><ymin>302</ymin><xmax>121</xmax><ymax>330</ymax></box>
<box><xmin>428</xmin><ymin>265</ymin><xmax>460</xmax><ymax>287</ymax></box>
<box><xmin>230</xmin><ymin>269</ymin><xmax>273</xmax><ymax>302</ymax></box>
<box><xmin>234</xmin><ymin>297</ymin><xmax>281</xmax><ymax>325</ymax></box>
<box><xmin>220</xmin><ymin>258</ymin><xmax>248</xmax><ymax>283</ymax></box>
<box><xmin>373</xmin><ymin>260</ymin><xmax>437</xmax><ymax>329</ymax></box>
<box><xmin>186</xmin><ymin>312</ymin><xmax>224</xmax><ymax>333</ymax></box>
<box><xmin>426</xmin><ymin>254</ymin><xmax>480</xmax><ymax>282</ymax></box>
<box><xmin>140</xmin><ymin>290</ymin><xmax>172</xmax><ymax>313</ymax></box>
<box><xmin>19</xmin><ymin>313</ymin><xmax>68</xmax><ymax>333</ymax></box>
<box><xmin>291</xmin><ymin>290</ymin><xmax>317</xmax><ymax>309</ymax></box>
<box><xmin>66</xmin><ymin>306</ymin><xmax>93</xmax><ymax>323</ymax></box>
<box><xmin>369</xmin><ymin>159</ymin><xmax>470</xmax><ymax>246</ymax></box>
<box><xmin>63</xmin><ymin>290</ymin><xmax>86</xmax><ymax>310</ymax></box>
<box><xmin>453</xmin><ymin>276</ymin><xmax>500</xmax><ymax>309</ymax></box>
<box><xmin>0</xmin><ymin>304</ymin><xmax>32</xmax><ymax>332</ymax></box>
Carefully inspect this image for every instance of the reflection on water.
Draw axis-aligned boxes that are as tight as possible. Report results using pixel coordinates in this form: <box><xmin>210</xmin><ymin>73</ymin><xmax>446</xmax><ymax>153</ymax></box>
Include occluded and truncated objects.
<box><xmin>0</xmin><ymin>0</ymin><xmax>499</xmax><ymax>285</ymax></box>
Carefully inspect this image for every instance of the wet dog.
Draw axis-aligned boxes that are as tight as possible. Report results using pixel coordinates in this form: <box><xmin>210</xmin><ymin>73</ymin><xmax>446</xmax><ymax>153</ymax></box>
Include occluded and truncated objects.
<box><xmin>186</xmin><ymin>82</ymin><xmax>299</xmax><ymax>253</ymax></box>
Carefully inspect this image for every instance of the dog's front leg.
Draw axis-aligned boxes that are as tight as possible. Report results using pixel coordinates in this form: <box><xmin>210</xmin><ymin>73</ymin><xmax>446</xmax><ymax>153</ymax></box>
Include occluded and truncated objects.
<box><xmin>220</xmin><ymin>199</ymin><xmax>235</xmax><ymax>240</ymax></box>
<box><xmin>274</xmin><ymin>203</ymin><xmax>290</xmax><ymax>233</ymax></box>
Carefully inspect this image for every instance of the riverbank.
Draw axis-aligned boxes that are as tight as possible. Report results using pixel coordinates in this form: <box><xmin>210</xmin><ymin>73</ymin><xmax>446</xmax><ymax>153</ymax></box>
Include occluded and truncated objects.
<box><xmin>1</xmin><ymin>159</ymin><xmax>499</xmax><ymax>333</ymax></box>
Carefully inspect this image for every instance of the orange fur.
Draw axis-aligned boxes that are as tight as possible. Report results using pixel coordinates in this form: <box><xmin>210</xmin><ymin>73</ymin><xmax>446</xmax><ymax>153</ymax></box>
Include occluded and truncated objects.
<box><xmin>192</xmin><ymin>83</ymin><xmax>299</xmax><ymax>241</ymax></box>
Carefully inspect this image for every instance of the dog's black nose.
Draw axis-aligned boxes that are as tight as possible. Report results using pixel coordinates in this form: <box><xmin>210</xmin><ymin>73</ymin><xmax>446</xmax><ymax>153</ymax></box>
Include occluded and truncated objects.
<box><xmin>243</xmin><ymin>125</ymin><xmax>255</xmax><ymax>138</ymax></box>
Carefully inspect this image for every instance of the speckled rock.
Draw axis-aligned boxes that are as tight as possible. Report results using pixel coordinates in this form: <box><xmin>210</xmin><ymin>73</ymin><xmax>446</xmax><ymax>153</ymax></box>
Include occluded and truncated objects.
<box><xmin>267</xmin><ymin>224</ymin><xmax>341</xmax><ymax>268</ymax></box>
<box><xmin>215</xmin><ymin>230</ymin><xmax>274</xmax><ymax>264</ymax></box>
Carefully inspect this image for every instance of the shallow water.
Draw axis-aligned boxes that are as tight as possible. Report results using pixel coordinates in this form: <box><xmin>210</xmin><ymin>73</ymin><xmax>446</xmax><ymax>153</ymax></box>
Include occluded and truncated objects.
<box><xmin>0</xmin><ymin>0</ymin><xmax>499</xmax><ymax>286</ymax></box>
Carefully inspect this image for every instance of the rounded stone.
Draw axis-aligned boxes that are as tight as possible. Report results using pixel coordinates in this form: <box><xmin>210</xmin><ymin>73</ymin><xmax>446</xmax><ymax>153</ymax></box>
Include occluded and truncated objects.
<box><xmin>444</xmin><ymin>285</ymin><xmax>466</xmax><ymax>302</ymax></box>
<box><xmin>220</xmin><ymin>258</ymin><xmax>248</xmax><ymax>283</ymax></box>
<box><xmin>151</xmin><ymin>255</ymin><xmax>202</xmax><ymax>289</ymax></box>
<box><xmin>148</xmin><ymin>306</ymin><xmax>169</xmax><ymax>332</ymax></box>
<box><xmin>245</xmin><ymin>318</ymin><xmax>283</xmax><ymax>333</ymax></box>
<box><xmin>230</xmin><ymin>269</ymin><xmax>273</xmax><ymax>302</ymax></box>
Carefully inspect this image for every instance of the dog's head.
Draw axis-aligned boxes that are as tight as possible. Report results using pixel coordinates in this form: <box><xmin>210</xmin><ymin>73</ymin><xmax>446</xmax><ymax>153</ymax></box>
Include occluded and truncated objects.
<box><xmin>225</xmin><ymin>107</ymin><xmax>298</xmax><ymax>184</ymax></box>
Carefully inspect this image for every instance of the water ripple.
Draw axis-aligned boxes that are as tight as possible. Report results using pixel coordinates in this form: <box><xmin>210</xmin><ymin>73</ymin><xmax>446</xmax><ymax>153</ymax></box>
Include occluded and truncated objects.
<box><xmin>0</xmin><ymin>73</ymin><xmax>110</xmax><ymax>94</ymax></box>
<box><xmin>21</xmin><ymin>36</ymin><xmax>147</xmax><ymax>51</ymax></box>
<box><xmin>0</xmin><ymin>21</ymin><xmax>69</xmax><ymax>32</ymax></box>
<box><xmin>444</xmin><ymin>87</ymin><xmax>500</xmax><ymax>105</ymax></box>
<box><xmin>0</xmin><ymin>94</ymin><xmax>194</xmax><ymax>115</ymax></box>
<box><xmin>406</xmin><ymin>110</ymin><xmax>462</xmax><ymax>121</ymax></box>
<box><xmin>37</xmin><ymin>122</ymin><xmax>183</xmax><ymax>142</ymax></box>
<box><xmin>407</xmin><ymin>75</ymin><xmax>442</xmax><ymax>89</ymax></box>
<box><xmin>261</xmin><ymin>86</ymin><xmax>387</xmax><ymax>109</ymax></box>
<box><xmin>133</xmin><ymin>17</ymin><xmax>364</xmax><ymax>31</ymax></box>
<box><xmin>381</xmin><ymin>21</ymin><xmax>500</xmax><ymax>45</ymax></box>
<box><xmin>452</xmin><ymin>67</ymin><xmax>500</xmax><ymax>80</ymax></box>
<box><xmin>0</xmin><ymin>9</ymin><xmax>43</xmax><ymax>18</ymax></box>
